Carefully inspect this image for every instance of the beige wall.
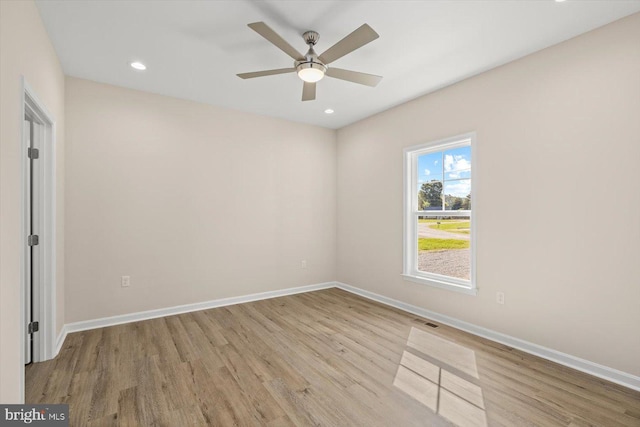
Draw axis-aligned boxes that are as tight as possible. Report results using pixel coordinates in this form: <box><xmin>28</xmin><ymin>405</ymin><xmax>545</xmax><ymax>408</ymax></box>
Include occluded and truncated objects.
<box><xmin>337</xmin><ymin>13</ymin><xmax>640</xmax><ymax>376</ymax></box>
<box><xmin>0</xmin><ymin>0</ymin><xmax>66</xmax><ymax>402</ymax></box>
<box><xmin>65</xmin><ymin>78</ymin><xmax>336</xmax><ymax>323</ymax></box>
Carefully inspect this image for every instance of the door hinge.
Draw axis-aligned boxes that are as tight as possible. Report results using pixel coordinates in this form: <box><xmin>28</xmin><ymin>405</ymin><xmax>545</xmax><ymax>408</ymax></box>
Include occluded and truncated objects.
<box><xmin>27</xmin><ymin>235</ymin><xmax>39</xmax><ymax>246</ymax></box>
<box><xmin>28</xmin><ymin>147</ymin><xmax>39</xmax><ymax>159</ymax></box>
<box><xmin>28</xmin><ymin>321</ymin><xmax>39</xmax><ymax>334</ymax></box>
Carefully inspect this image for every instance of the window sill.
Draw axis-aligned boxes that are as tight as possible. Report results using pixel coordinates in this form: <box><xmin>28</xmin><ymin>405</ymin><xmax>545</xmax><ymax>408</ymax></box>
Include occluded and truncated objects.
<box><xmin>401</xmin><ymin>274</ymin><xmax>478</xmax><ymax>296</ymax></box>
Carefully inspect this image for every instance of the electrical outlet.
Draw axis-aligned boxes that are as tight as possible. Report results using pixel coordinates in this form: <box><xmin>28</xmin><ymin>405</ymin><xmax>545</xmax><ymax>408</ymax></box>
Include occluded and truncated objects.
<box><xmin>121</xmin><ymin>276</ymin><xmax>130</xmax><ymax>287</ymax></box>
<box><xmin>496</xmin><ymin>291</ymin><xmax>505</xmax><ymax>305</ymax></box>
<box><xmin>301</xmin><ymin>260</ymin><xmax>307</xmax><ymax>269</ymax></box>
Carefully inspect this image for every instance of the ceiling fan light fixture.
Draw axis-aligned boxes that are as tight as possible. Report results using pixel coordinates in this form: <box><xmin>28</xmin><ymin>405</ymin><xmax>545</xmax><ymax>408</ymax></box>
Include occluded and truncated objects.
<box><xmin>296</xmin><ymin>62</ymin><xmax>326</xmax><ymax>83</ymax></box>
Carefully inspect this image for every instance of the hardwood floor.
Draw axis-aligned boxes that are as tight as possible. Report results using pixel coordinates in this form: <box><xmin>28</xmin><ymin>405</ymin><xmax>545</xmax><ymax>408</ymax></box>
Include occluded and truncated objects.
<box><xmin>26</xmin><ymin>288</ymin><xmax>640</xmax><ymax>426</ymax></box>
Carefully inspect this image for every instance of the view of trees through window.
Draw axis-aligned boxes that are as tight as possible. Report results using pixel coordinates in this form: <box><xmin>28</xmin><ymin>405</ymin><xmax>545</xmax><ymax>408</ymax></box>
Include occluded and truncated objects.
<box><xmin>416</xmin><ymin>145</ymin><xmax>471</xmax><ymax>281</ymax></box>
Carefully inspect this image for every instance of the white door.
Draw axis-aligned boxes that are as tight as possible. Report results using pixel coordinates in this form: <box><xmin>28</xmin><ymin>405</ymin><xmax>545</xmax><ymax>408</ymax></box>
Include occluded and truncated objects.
<box><xmin>24</xmin><ymin>119</ymin><xmax>32</xmax><ymax>365</ymax></box>
<box><xmin>25</xmin><ymin>117</ymin><xmax>42</xmax><ymax>364</ymax></box>
<box><xmin>31</xmin><ymin>120</ymin><xmax>42</xmax><ymax>362</ymax></box>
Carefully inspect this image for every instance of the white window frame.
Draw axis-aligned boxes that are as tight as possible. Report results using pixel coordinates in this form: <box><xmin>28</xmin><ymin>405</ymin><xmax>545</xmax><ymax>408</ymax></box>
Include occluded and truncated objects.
<box><xmin>402</xmin><ymin>132</ymin><xmax>477</xmax><ymax>295</ymax></box>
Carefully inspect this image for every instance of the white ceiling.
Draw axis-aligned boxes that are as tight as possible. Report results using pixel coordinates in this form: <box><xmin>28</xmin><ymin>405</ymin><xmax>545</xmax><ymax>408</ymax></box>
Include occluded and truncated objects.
<box><xmin>36</xmin><ymin>1</ymin><xmax>640</xmax><ymax>129</ymax></box>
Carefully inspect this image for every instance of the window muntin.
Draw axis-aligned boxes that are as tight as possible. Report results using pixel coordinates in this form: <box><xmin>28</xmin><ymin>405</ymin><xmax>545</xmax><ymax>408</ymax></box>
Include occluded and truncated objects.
<box><xmin>404</xmin><ymin>134</ymin><xmax>476</xmax><ymax>294</ymax></box>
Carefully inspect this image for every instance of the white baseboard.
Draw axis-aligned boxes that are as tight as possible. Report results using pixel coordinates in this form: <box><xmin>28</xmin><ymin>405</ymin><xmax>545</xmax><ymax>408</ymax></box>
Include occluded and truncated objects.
<box><xmin>334</xmin><ymin>281</ymin><xmax>640</xmax><ymax>392</ymax></box>
<box><xmin>62</xmin><ymin>282</ymin><xmax>335</xmax><ymax>336</ymax></box>
<box><xmin>54</xmin><ymin>325</ymin><xmax>68</xmax><ymax>358</ymax></box>
<box><xmin>53</xmin><ymin>279</ymin><xmax>639</xmax><ymax>392</ymax></box>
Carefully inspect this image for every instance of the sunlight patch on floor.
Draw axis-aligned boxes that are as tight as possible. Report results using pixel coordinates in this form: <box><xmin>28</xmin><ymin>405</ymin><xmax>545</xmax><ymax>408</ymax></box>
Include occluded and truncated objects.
<box><xmin>394</xmin><ymin>327</ymin><xmax>487</xmax><ymax>427</ymax></box>
<box><xmin>407</xmin><ymin>327</ymin><xmax>479</xmax><ymax>379</ymax></box>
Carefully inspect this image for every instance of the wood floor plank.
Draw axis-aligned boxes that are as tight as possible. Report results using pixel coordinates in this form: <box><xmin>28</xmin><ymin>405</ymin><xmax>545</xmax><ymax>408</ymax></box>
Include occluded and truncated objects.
<box><xmin>189</xmin><ymin>311</ymin><xmax>229</xmax><ymax>346</ymax></box>
<box><xmin>266</xmin><ymin>415</ymin><xmax>297</xmax><ymax>427</ymax></box>
<box><xmin>216</xmin><ymin>344</ymin><xmax>286</xmax><ymax>423</ymax></box>
<box><xmin>25</xmin><ymin>289</ymin><xmax>640</xmax><ymax>426</ymax></box>
<box><xmin>60</xmin><ymin>370</ymin><xmax>99</xmax><ymax>426</ymax></box>
<box><xmin>86</xmin><ymin>413</ymin><xmax>118</xmax><ymax>427</ymax></box>
<box><xmin>116</xmin><ymin>386</ymin><xmax>140</xmax><ymax>427</ymax></box>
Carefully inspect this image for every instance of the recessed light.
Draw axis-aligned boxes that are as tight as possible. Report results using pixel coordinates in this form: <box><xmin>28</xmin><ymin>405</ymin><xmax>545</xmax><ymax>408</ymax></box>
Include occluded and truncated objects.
<box><xmin>130</xmin><ymin>61</ymin><xmax>146</xmax><ymax>71</ymax></box>
<box><xmin>324</xmin><ymin>109</ymin><xmax>334</xmax><ymax>114</ymax></box>
<box><xmin>555</xmin><ymin>0</ymin><xmax>566</xmax><ymax>2</ymax></box>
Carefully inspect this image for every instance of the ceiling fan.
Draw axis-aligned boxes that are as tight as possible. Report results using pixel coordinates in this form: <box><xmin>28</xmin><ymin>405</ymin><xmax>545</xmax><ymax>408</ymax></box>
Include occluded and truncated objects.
<box><xmin>237</xmin><ymin>22</ymin><xmax>382</xmax><ymax>101</ymax></box>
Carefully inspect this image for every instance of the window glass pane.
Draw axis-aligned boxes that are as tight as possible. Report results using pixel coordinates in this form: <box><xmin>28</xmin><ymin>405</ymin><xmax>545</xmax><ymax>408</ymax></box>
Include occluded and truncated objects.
<box><xmin>417</xmin><ymin>152</ymin><xmax>443</xmax><ymax>210</ymax></box>
<box><xmin>417</xmin><ymin>152</ymin><xmax>442</xmax><ymax>182</ymax></box>
<box><xmin>444</xmin><ymin>180</ymin><xmax>471</xmax><ymax>210</ymax></box>
<box><xmin>443</xmin><ymin>145</ymin><xmax>471</xmax><ymax>211</ymax></box>
<box><xmin>443</xmin><ymin>146</ymin><xmax>471</xmax><ymax>179</ymax></box>
<box><xmin>418</xmin><ymin>180</ymin><xmax>443</xmax><ymax>210</ymax></box>
<box><xmin>417</xmin><ymin>215</ymin><xmax>471</xmax><ymax>280</ymax></box>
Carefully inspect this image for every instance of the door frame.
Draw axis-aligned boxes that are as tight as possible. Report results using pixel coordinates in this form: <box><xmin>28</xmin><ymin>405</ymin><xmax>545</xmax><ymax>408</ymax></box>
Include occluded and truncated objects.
<box><xmin>20</xmin><ymin>77</ymin><xmax>57</xmax><ymax>399</ymax></box>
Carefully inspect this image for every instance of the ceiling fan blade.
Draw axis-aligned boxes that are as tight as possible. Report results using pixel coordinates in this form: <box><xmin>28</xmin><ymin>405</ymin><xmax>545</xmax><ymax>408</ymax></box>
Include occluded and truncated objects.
<box><xmin>302</xmin><ymin>82</ymin><xmax>316</xmax><ymax>101</ymax></box>
<box><xmin>325</xmin><ymin>68</ymin><xmax>382</xmax><ymax>87</ymax></box>
<box><xmin>237</xmin><ymin>68</ymin><xmax>295</xmax><ymax>79</ymax></box>
<box><xmin>248</xmin><ymin>22</ymin><xmax>304</xmax><ymax>61</ymax></box>
<box><xmin>318</xmin><ymin>24</ymin><xmax>379</xmax><ymax>65</ymax></box>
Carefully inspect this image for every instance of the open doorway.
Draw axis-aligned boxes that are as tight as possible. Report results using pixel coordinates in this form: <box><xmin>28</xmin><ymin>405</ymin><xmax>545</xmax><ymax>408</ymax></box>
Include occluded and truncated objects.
<box><xmin>21</xmin><ymin>78</ymin><xmax>58</xmax><ymax>386</ymax></box>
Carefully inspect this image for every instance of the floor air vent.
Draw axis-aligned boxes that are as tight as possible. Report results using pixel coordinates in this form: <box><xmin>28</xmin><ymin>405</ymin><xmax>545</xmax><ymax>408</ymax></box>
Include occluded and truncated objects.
<box><xmin>413</xmin><ymin>318</ymin><xmax>439</xmax><ymax>328</ymax></box>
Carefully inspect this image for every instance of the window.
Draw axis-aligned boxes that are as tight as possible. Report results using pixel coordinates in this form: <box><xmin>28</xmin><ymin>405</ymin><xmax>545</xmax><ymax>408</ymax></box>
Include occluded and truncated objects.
<box><xmin>403</xmin><ymin>133</ymin><xmax>476</xmax><ymax>294</ymax></box>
